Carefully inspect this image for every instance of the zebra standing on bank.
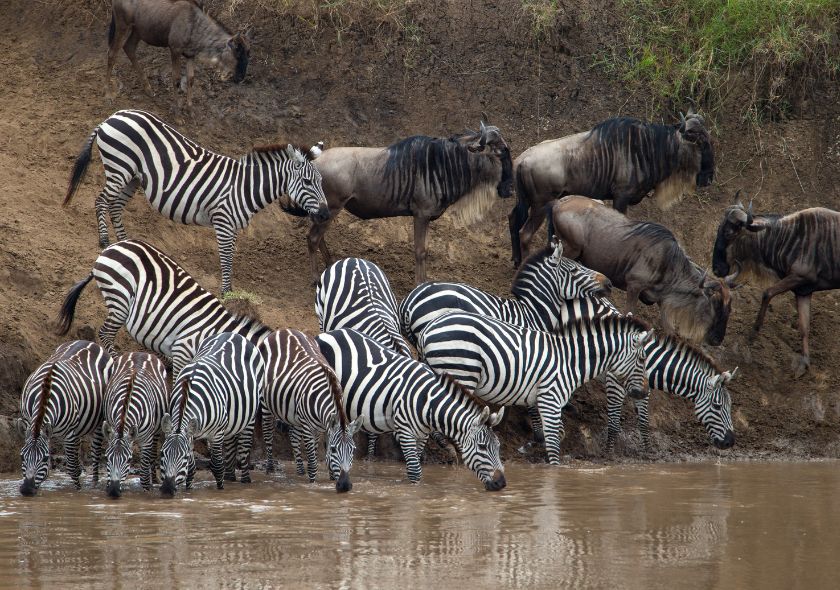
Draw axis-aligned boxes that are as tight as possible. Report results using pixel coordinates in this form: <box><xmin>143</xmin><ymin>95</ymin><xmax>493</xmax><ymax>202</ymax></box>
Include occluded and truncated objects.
<box><xmin>56</xmin><ymin>240</ymin><xmax>272</xmax><ymax>380</ymax></box>
<box><xmin>62</xmin><ymin>109</ymin><xmax>329</xmax><ymax>294</ymax></box>
<box><xmin>160</xmin><ymin>332</ymin><xmax>264</xmax><ymax>495</ymax></box>
<box><xmin>417</xmin><ymin>312</ymin><xmax>654</xmax><ymax>464</ymax></box>
<box><xmin>260</xmin><ymin>329</ymin><xmax>363</xmax><ymax>493</ymax></box>
<box><xmin>17</xmin><ymin>340</ymin><xmax>112</xmax><ymax>495</ymax></box>
<box><xmin>102</xmin><ymin>352</ymin><xmax>170</xmax><ymax>498</ymax></box>
<box><xmin>316</xmin><ymin>329</ymin><xmax>507</xmax><ymax>490</ymax></box>
<box><xmin>316</xmin><ymin>257</ymin><xmax>413</xmax><ymax>457</ymax></box>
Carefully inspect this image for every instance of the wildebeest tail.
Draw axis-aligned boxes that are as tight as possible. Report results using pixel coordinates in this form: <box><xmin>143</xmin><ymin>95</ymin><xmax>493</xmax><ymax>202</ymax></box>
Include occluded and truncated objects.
<box><xmin>63</xmin><ymin>128</ymin><xmax>98</xmax><ymax>207</ymax></box>
<box><xmin>55</xmin><ymin>273</ymin><xmax>94</xmax><ymax>336</ymax></box>
<box><xmin>107</xmin><ymin>12</ymin><xmax>115</xmax><ymax>45</ymax></box>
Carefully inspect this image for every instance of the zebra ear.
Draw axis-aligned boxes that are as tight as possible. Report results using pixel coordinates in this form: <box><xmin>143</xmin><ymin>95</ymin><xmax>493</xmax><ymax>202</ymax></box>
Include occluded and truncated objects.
<box><xmin>161</xmin><ymin>414</ymin><xmax>173</xmax><ymax>436</ymax></box>
<box><xmin>286</xmin><ymin>144</ymin><xmax>305</xmax><ymax>164</ymax></box>
<box><xmin>474</xmin><ymin>406</ymin><xmax>491</xmax><ymax>428</ymax></box>
<box><xmin>348</xmin><ymin>416</ymin><xmax>364</xmax><ymax>435</ymax></box>
<box><xmin>102</xmin><ymin>421</ymin><xmax>113</xmax><ymax>437</ymax></box>
<box><xmin>14</xmin><ymin>418</ymin><xmax>26</xmax><ymax>437</ymax></box>
<box><xmin>709</xmin><ymin>374</ymin><xmax>721</xmax><ymax>388</ymax></box>
<box><xmin>549</xmin><ymin>238</ymin><xmax>564</xmax><ymax>262</ymax></box>
<box><xmin>488</xmin><ymin>407</ymin><xmax>505</xmax><ymax>428</ymax></box>
<box><xmin>723</xmin><ymin>367</ymin><xmax>738</xmax><ymax>383</ymax></box>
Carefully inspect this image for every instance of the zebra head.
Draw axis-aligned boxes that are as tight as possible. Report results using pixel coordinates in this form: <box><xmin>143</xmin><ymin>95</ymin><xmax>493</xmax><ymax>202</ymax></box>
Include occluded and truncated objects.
<box><xmin>696</xmin><ymin>367</ymin><xmax>737</xmax><ymax>449</ymax></box>
<box><xmin>612</xmin><ymin>325</ymin><xmax>655</xmax><ymax>399</ymax></box>
<box><xmin>103</xmin><ymin>421</ymin><xmax>134</xmax><ymax>499</ymax></box>
<box><xmin>326</xmin><ymin>415</ymin><xmax>364</xmax><ymax>493</ymax></box>
<box><xmin>284</xmin><ymin>145</ymin><xmax>329</xmax><ymax>222</ymax></box>
<box><xmin>18</xmin><ymin>419</ymin><xmax>51</xmax><ymax>497</ymax></box>
<box><xmin>454</xmin><ymin>406</ymin><xmax>506</xmax><ymax>491</ymax></box>
<box><xmin>159</xmin><ymin>413</ymin><xmax>196</xmax><ymax>497</ymax></box>
<box><xmin>548</xmin><ymin>238</ymin><xmax>612</xmax><ymax>299</ymax></box>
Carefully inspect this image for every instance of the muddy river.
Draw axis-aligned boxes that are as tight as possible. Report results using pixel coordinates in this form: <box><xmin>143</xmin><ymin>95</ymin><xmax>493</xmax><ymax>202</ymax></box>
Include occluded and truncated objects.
<box><xmin>0</xmin><ymin>461</ymin><xmax>837</xmax><ymax>589</ymax></box>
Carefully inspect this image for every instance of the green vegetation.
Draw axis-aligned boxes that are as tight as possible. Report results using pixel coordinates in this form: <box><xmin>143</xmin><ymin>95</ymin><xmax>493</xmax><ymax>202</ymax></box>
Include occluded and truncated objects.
<box><xmin>221</xmin><ymin>289</ymin><xmax>264</xmax><ymax>305</ymax></box>
<box><xmin>603</xmin><ymin>0</ymin><xmax>840</xmax><ymax>119</ymax></box>
<box><xmin>522</xmin><ymin>0</ymin><xmax>562</xmax><ymax>42</ymax></box>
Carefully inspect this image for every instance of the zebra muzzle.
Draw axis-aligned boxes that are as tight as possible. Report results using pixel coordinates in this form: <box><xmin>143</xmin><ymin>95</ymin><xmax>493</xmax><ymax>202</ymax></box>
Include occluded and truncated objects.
<box><xmin>335</xmin><ymin>470</ymin><xmax>352</xmax><ymax>493</ymax></box>
<box><xmin>106</xmin><ymin>480</ymin><xmax>122</xmax><ymax>499</ymax></box>
<box><xmin>485</xmin><ymin>469</ymin><xmax>506</xmax><ymax>492</ymax></box>
<box><xmin>19</xmin><ymin>477</ymin><xmax>37</xmax><ymax>497</ymax></box>
<box><xmin>160</xmin><ymin>477</ymin><xmax>177</xmax><ymax>497</ymax></box>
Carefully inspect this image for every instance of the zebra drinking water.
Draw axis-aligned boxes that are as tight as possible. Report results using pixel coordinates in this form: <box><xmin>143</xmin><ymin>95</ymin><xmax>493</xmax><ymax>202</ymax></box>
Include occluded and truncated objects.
<box><xmin>102</xmin><ymin>352</ymin><xmax>170</xmax><ymax>498</ymax></box>
<box><xmin>260</xmin><ymin>329</ymin><xmax>362</xmax><ymax>493</ymax></box>
<box><xmin>17</xmin><ymin>341</ymin><xmax>113</xmax><ymax>495</ymax></box>
<box><xmin>62</xmin><ymin>109</ymin><xmax>329</xmax><ymax>294</ymax></box>
<box><xmin>56</xmin><ymin>239</ymin><xmax>272</xmax><ymax>381</ymax></box>
<box><xmin>416</xmin><ymin>312</ymin><xmax>654</xmax><ymax>464</ymax></box>
<box><xmin>160</xmin><ymin>332</ymin><xmax>264</xmax><ymax>495</ymax></box>
<box><xmin>316</xmin><ymin>329</ymin><xmax>507</xmax><ymax>490</ymax></box>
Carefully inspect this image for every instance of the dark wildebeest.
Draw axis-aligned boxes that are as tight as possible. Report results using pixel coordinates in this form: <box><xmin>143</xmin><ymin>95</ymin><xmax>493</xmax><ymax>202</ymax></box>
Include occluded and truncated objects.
<box><xmin>712</xmin><ymin>194</ymin><xmax>840</xmax><ymax>377</ymax></box>
<box><xmin>106</xmin><ymin>0</ymin><xmax>250</xmax><ymax>107</ymax></box>
<box><xmin>295</xmin><ymin>121</ymin><xmax>513</xmax><ymax>284</ymax></box>
<box><xmin>509</xmin><ymin>111</ymin><xmax>715</xmax><ymax>266</ymax></box>
<box><xmin>551</xmin><ymin>196</ymin><xmax>736</xmax><ymax>346</ymax></box>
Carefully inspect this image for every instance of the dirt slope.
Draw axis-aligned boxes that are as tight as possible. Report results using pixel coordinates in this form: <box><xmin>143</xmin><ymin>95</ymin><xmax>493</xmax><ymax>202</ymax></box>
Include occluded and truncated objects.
<box><xmin>2</xmin><ymin>0</ymin><xmax>840</xmax><ymax>470</ymax></box>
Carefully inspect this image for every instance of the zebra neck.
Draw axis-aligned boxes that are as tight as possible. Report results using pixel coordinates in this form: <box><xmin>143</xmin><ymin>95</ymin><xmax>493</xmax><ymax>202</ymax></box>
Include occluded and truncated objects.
<box><xmin>238</xmin><ymin>152</ymin><xmax>289</xmax><ymax>212</ymax></box>
<box><xmin>645</xmin><ymin>338</ymin><xmax>715</xmax><ymax>399</ymax></box>
<box><xmin>560</xmin><ymin>325</ymin><xmax>623</xmax><ymax>382</ymax></box>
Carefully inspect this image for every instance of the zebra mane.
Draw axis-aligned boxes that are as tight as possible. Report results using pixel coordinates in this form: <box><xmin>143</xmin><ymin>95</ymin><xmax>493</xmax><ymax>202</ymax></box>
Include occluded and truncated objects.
<box><xmin>31</xmin><ymin>365</ymin><xmax>54</xmax><ymax>439</ymax></box>
<box><xmin>249</xmin><ymin>144</ymin><xmax>315</xmax><ymax>161</ymax></box>
<box><xmin>436</xmin><ymin>371</ymin><xmax>490</xmax><ymax>411</ymax></box>
<box><xmin>117</xmin><ymin>368</ymin><xmax>137</xmax><ymax>439</ymax></box>
<box><xmin>295</xmin><ymin>330</ymin><xmax>349</xmax><ymax>429</ymax></box>
<box><xmin>383</xmin><ymin>135</ymin><xmax>475</xmax><ymax>204</ymax></box>
<box><xmin>656</xmin><ymin>331</ymin><xmax>724</xmax><ymax>375</ymax></box>
<box><xmin>227</xmin><ymin>313</ymin><xmax>273</xmax><ymax>343</ymax></box>
<box><xmin>510</xmin><ymin>244</ymin><xmax>554</xmax><ymax>298</ymax></box>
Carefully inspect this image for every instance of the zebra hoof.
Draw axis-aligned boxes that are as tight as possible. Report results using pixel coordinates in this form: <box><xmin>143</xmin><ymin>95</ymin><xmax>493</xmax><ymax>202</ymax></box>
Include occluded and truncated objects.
<box><xmin>240</xmin><ymin>474</ymin><xmax>251</xmax><ymax>484</ymax></box>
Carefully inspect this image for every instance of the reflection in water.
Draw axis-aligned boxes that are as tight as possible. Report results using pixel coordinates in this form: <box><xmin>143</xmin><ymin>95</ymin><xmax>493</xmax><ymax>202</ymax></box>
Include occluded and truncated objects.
<box><xmin>1</xmin><ymin>462</ymin><xmax>839</xmax><ymax>589</ymax></box>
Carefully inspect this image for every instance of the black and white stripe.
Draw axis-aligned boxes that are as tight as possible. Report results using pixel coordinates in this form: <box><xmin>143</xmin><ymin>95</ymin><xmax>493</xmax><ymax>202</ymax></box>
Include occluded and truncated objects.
<box><xmin>417</xmin><ymin>312</ymin><xmax>653</xmax><ymax>464</ymax></box>
<box><xmin>400</xmin><ymin>239</ymin><xmax>612</xmax><ymax>347</ymax></box>
<box><xmin>17</xmin><ymin>340</ymin><xmax>112</xmax><ymax>495</ymax></box>
<box><xmin>102</xmin><ymin>352</ymin><xmax>170</xmax><ymax>497</ymax></box>
<box><xmin>316</xmin><ymin>329</ymin><xmax>507</xmax><ymax>490</ymax></box>
<box><xmin>159</xmin><ymin>332</ymin><xmax>264</xmax><ymax>495</ymax></box>
<box><xmin>259</xmin><ymin>329</ymin><xmax>362</xmax><ymax>493</ymax></box>
<box><xmin>64</xmin><ymin>109</ymin><xmax>329</xmax><ymax>294</ymax></box>
<box><xmin>56</xmin><ymin>239</ymin><xmax>272</xmax><ymax>380</ymax></box>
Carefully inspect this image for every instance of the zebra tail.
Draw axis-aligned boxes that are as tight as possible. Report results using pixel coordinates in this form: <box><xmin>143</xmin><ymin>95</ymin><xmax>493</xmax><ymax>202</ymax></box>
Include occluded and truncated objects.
<box><xmin>32</xmin><ymin>366</ymin><xmax>54</xmax><ymax>437</ymax></box>
<box><xmin>323</xmin><ymin>364</ymin><xmax>347</xmax><ymax>429</ymax></box>
<box><xmin>63</xmin><ymin>129</ymin><xmax>98</xmax><ymax>207</ymax></box>
<box><xmin>55</xmin><ymin>273</ymin><xmax>94</xmax><ymax>336</ymax></box>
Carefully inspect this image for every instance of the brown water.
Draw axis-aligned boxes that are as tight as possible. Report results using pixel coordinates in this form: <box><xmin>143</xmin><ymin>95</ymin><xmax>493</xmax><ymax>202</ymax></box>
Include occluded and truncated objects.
<box><xmin>0</xmin><ymin>461</ymin><xmax>838</xmax><ymax>590</ymax></box>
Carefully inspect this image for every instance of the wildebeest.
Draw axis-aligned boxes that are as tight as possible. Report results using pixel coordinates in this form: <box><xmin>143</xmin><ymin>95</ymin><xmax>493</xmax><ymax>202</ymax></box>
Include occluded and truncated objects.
<box><xmin>297</xmin><ymin>120</ymin><xmax>513</xmax><ymax>284</ymax></box>
<box><xmin>712</xmin><ymin>195</ymin><xmax>840</xmax><ymax>377</ymax></box>
<box><xmin>551</xmin><ymin>196</ymin><xmax>736</xmax><ymax>346</ymax></box>
<box><xmin>509</xmin><ymin>111</ymin><xmax>714</xmax><ymax>266</ymax></box>
<box><xmin>106</xmin><ymin>0</ymin><xmax>251</xmax><ymax>107</ymax></box>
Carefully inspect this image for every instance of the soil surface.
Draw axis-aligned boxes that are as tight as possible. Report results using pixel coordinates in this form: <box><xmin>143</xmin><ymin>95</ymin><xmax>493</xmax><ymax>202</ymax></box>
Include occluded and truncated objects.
<box><xmin>2</xmin><ymin>0</ymin><xmax>840</xmax><ymax>471</ymax></box>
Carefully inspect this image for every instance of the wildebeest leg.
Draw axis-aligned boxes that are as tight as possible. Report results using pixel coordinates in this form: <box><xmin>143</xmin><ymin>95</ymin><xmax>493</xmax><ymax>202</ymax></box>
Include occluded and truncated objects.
<box><xmin>123</xmin><ymin>31</ymin><xmax>153</xmax><ymax>95</ymax></box>
<box><xmin>106</xmin><ymin>23</ymin><xmax>133</xmax><ymax>99</ymax></box>
<box><xmin>170</xmin><ymin>49</ymin><xmax>183</xmax><ymax>92</ymax></box>
<box><xmin>794</xmin><ymin>294</ymin><xmax>812</xmax><ymax>378</ymax></box>
<box><xmin>307</xmin><ymin>218</ymin><xmax>334</xmax><ymax>285</ymax></box>
<box><xmin>185</xmin><ymin>58</ymin><xmax>196</xmax><ymax>109</ymax></box>
<box><xmin>413</xmin><ymin>216</ymin><xmax>430</xmax><ymax>284</ymax></box>
<box><xmin>624</xmin><ymin>284</ymin><xmax>642</xmax><ymax>316</ymax></box>
<box><xmin>752</xmin><ymin>275</ymin><xmax>806</xmax><ymax>338</ymax></box>
<box><xmin>508</xmin><ymin>202</ymin><xmax>528</xmax><ymax>267</ymax></box>
<box><xmin>518</xmin><ymin>207</ymin><xmax>547</xmax><ymax>265</ymax></box>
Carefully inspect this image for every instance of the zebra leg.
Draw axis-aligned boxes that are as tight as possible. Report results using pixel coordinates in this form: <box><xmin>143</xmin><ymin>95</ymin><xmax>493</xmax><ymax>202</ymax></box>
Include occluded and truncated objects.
<box><xmin>430</xmin><ymin>431</ymin><xmax>450</xmax><ymax>451</ymax></box>
<box><xmin>261</xmin><ymin>409</ymin><xmax>275</xmax><ymax>474</ymax></box>
<box><xmin>236</xmin><ymin>424</ymin><xmax>255</xmax><ymax>484</ymax></box>
<box><xmin>304</xmin><ymin>432</ymin><xmax>318</xmax><ymax>483</ymax></box>
<box><xmin>108</xmin><ymin>179</ymin><xmax>139</xmax><ymax>242</ymax></box>
<box><xmin>634</xmin><ymin>397</ymin><xmax>652</xmax><ymax>453</ymax></box>
<box><xmin>396</xmin><ymin>431</ymin><xmax>423</xmax><ymax>483</ymax></box>
<box><xmin>209</xmin><ymin>436</ymin><xmax>225</xmax><ymax>489</ymax></box>
<box><xmin>605</xmin><ymin>372</ymin><xmax>626</xmax><ymax>455</ymax></box>
<box><xmin>415</xmin><ymin>433</ymin><xmax>430</xmax><ymax>464</ymax></box>
<box><xmin>65</xmin><ymin>435</ymin><xmax>83</xmax><ymax>489</ymax></box>
<box><xmin>223</xmin><ymin>441</ymin><xmax>237</xmax><ymax>482</ymax></box>
<box><xmin>185</xmin><ymin>462</ymin><xmax>196</xmax><ymax>490</ymax></box>
<box><xmin>289</xmin><ymin>427</ymin><xmax>305</xmax><ymax>476</ymax></box>
<box><xmin>139</xmin><ymin>438</ymin><xmax>155</xmax><ymax>491</ymax></box>
<box><xmin>213</xmin><ymin>222</ymin><xmax>238</xmax><ymax>295</ymax></box>
<box><xmin>97</xmin><ymin>298</ymin><xmax>129</xmax><ymax>358</ymax></box>
<box><xmin>90</xmin><ymin>426</ymin><xmax>104</xmax><ymax>486</ymax></box>
<box><xmin>537</xmin><ymin>394</ymin><xmax>565</xmax><ymax>465</ymax></box>
<box><xmin>527</xmin><ymin>405</ymin><xmax>545</xmax><ymax>443</ymax></box>
<box><xmin>366</xmin><ymin>433</ymin><xmax>378</xmax><ymax>460</ymax></box>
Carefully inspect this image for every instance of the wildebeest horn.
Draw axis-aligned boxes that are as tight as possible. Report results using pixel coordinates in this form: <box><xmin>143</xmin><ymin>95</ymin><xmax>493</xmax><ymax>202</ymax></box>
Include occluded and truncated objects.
<box><xmin>686</xmin><ymin>97</ymin><xmax>696</xmax><ymax>115</ymax></box>
<box><xmin>732</xmin><ymin>189</ymin><xmax>743</xmax><ymax>207</ymax></box>
<box><xmin>481</xmin><ymin>111</ymin><xmax>490</xmax><ymax>125</ymax></box>
<box><xmin>723</xmin><ymin>261</ymin><xmax>741</xmax><ymax>287</ymax></box>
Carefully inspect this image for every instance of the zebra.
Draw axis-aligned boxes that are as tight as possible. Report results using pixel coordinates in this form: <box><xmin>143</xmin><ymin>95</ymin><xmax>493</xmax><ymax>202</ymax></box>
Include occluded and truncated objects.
<box><xmin>316</xmin><ymin>329</ymin><xmax>507</xmax><ymax>490</ymax></box>
<box><xmin>399</xmin><ymin>238</ymin><xmax>613</xmax><ymax>347</ymax></box>
<box><xmin>16</xmin><ymin>340</ymin><xmax>112</xmax><ymax>495</ymax></box>
<box><xmin>259</xmin><ymin>329</ymin><xmax>363</xmax><ymax>493</ymax></box>
<box><xmin>102</xmin><ymin>352</ymin><xmax>170</xmax><ymax>498</ymax></box>
<box><xmin>159</xmin><ymin>332</ymin><xmax>264</xmax><ymax>495</ymax></box>
<box><xmin>416</xmin><ymin>311</ymin><xmax>654</xmax><ymax>465</ymax></box>
<box><xmin>62</xmin><ymin>109</ymin><xmax>329</xmax><ymax>294</ymax></box>
<box><xmin>316</xmin><ymin>257</ymin><xmax>414</xmax><ymax>457</ymax></box>
<box><xmin>56</xmin><ymin>239</ymin><xmax>273</xmax><ymax>381</ymax></box>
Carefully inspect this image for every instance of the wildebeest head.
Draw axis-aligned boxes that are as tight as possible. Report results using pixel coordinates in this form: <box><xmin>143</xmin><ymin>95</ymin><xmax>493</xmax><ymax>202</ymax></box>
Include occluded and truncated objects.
<box><xmin>712</xmin><ymin>191</ymin><xmax>768</xmax><ymax>277</ymax></box>
<box><xmin>216</xmin><ymin>29</ymin><xmax>251</xmax><ymax>84</ymax></box>
<box><xmin>678</xmin><ymin>111</ymin><xmax>714</xmax><ymax>187</ymax></box>
<box><xmin>453</xmin><ymin>117</ymin><xmax>513</xmax><ymax>198</ymax></box>
<box><xmin>699</xmin><ymin>273</ymin><xmax>736</xmax><ymax>346</ymax></box>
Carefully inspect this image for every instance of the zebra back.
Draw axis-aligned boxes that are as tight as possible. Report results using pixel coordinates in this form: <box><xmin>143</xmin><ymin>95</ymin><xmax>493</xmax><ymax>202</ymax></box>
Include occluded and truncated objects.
<box><xmin>317</xmin><ymin>258</ymin><xmax>411</xmax><ymax>356</ymax></box>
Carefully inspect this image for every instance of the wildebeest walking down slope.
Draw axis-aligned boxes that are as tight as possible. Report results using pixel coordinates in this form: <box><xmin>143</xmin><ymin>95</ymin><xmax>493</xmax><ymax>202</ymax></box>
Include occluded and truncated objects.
<box><xmin>302</xmin><ymin>120</ymin><xmax>513</xmax><ymax>284</ymax></box>
<box><xmin>712</xmin><ymin>196</ymin><xmax>840</xmax><ymax>377</ymax></box>
<box><xmin>510</xmin><ymin>111</ymin><xmax>714</xmax><ymax>265</ymax></box>
<box><xmin>551</xmin><ymin>196</ymin><xmax>736</xmax><ymax>346</ymax></box>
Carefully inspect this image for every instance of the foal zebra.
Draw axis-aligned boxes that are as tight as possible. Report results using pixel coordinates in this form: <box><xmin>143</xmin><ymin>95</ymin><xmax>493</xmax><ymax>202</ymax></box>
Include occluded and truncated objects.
<box><xmin>260</xmin><ymin>329</ymin><xmax>362</xmax><ymax>493</ymax></box>
<box><xmin>62</xmin><ymin>109</ymin><xmax>329</xmax><ymax>294</ymax></box>
<box><xmin>400</xmin><ymin>240</ymin><xmax>612</xmax><ymax>346</ymax></box>
<box><xmin>56</xmin><ymin>239</ymin><xmax>272</xmax><ymax>380</ymax></box>
<box><xmin>417</xmin><ymin>312</ymin><xmax>653</xmax><ymax>464</ymax></box>
<box><xmin>17</xmin><ymin>341</ymin><xmax>112</xmax><ymax>495</ymax></box>
<box><xmin>316</xmin><ymin>329</ymin><xmax>507</xmax><ymax>490</ymax></box>
<box><xmin>102</xmin><ymin>352</ymin><xmax>170</xmax><ymax>497</ymax></box>
<box><xmin>160</xmin><ymin>332</ymin><xmax>264</xmax><ymax>495</ymax></box>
